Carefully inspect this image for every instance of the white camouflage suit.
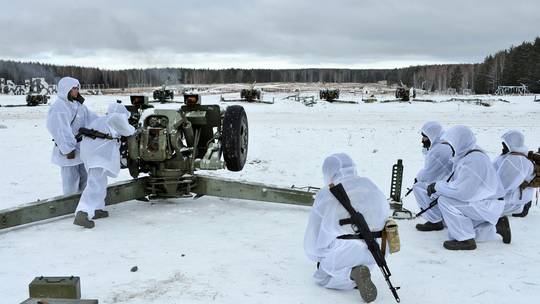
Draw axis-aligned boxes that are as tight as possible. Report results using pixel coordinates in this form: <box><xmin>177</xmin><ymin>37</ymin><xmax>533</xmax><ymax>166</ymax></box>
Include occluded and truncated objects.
<box><xmin>46</xmin><ymin>77</ymin><xmax>98</xmax><ymax>195</ymax></box>
<box><xmin>413</xmin><ymin>121</ymin><xmax>453</xmax><ymax>223</ymax></box>
<box><xmin>76</xmin><ymin>103</ymin><xmax>135</xmax><ymax>219</ymax></box>
<box><xmin>493</xmin><ymin>130</ymin><xmax>535</xmax><ymax>215</ymax></box>
<box><xmin>304</xmin><ymin>153</ymin><xmax>389</xmax><ymax>290</ymax></box>
<box><xmin>433</xmin><ymin>126</ymin><xmax>506</xmax><ymax>242</ymax></box>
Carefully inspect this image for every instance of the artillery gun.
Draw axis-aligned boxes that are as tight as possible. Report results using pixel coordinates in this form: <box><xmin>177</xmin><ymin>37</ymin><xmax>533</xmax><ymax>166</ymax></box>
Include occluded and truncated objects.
<box><xmin>220</xmin><ymin>83</ymin><xmax>273</xmax><ymax>104</ymax></box>
<box><xmin>240</xmin><ymin>88</ymin><xmax>261</xmax><ymax>101</ymax></box>
<box><xmin>0</xmin><ymin>94</ymin><xmax>314</xmax><ymax>232</ymax></box>
<box><xmin>26</xmin><ymin>93</ymin><xmax>50</xmax><ymax>106</ymax></box>
<box><xmin>152</xmin><ymin>83</ymin><xmax>174</xmax><ymax>103</ymax></box>
<box><xmin>124</xmin><ymin>93</ymin><xmax>248</xmax><ymax>198</ymax></box>
<box><xmin>395</xmin><ymin>84</ymin><xmax>416</xmax><ymax>102</ymax></box>
<box><xmin>380</xmin><ymin>84</ymin><xmax>417</xmax><ymax>103</ymax></box>
<box><xmin>395</xmin><ymin>87</ymin><xmax>413</xmax><ymax>101</ymax></box>
<box><xmin>319</xmin><ymin>88</ymin><xmax>358</xmax><ymax>104</ymax></box>
<box><xmin>319</xmin><ymin>89</ymin><xmax>340</xmax><ymax>101</ymax></box>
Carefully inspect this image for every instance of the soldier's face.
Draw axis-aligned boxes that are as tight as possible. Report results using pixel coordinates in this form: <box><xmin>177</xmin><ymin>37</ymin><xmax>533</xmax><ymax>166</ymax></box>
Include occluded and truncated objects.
<box><xmin>421</xmin><ymin>134</ymin><xmax>430</xmax><ymax>149</ymax></box>
<box><xmin>69</xmin><ymin>87</ymin><xmax>79</xmax><ymax>98</ymax></box>
<box><xmin>502</xmin><ymin>142</ymin><xmax>509</xmax><ymax>154</ymax></box>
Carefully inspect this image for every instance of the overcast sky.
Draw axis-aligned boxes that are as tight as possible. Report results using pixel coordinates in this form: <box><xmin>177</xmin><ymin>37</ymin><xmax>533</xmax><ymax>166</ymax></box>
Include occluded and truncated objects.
<box><xmin>0</xmin><ymin>0</ymin><xmax>538</xmax><ymax>70</ymax></box>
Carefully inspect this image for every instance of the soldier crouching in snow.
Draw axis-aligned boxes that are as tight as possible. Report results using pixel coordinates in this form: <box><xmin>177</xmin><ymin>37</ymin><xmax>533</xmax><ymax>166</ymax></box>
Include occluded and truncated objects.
<box><xmin>493</xmin><ymin>130</ymin><xmax>535</xmax><ymax>218</ymax></box>
<box><xmin>73</xmin><ymin>102</ymin><xmax>136</xmax><ymax>228</ymax></box>
<box><xmin>413</xmin><ymin>121</ymin><xmax>453</xmax><ymax>232</ymax></box>
<box><xmin>304</xmin><ymin>153</ymin><xmax>390</xmax><ymax>303</ymax></box>
<box><xmin>425</xmin><ymin>125</ymin><xmax>511</xmax><ymax>250</ymax></box>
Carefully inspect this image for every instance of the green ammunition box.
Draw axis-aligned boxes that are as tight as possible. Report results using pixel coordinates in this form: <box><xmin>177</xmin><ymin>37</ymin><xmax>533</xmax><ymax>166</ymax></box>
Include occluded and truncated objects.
<box><xmin>29</xmin><ymin>276</ymin><xmax>81</xmax><ymax>299</ymax></box>
<box><xmin>20</xmin><ymin>298</ymin><xmax>98</xmax><ymax>304</ymax></box>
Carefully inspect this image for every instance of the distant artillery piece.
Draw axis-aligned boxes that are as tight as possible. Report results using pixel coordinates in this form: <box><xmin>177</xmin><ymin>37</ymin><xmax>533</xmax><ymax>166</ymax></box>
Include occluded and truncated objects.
<box><xmin>0</xmin><ymin>81</ymin><xmax>51</xmax><ymax>108</ymax></box>
<box><xmin>319</xmin><ymin>89</ymin><xmax>358</xmax><ymax>104</ymax></box>
<box><xmin>241</xmin><ymin>88</ymin><xmax>261</xmax><ymax>101</ymax></box>
<box><xmin>0</xmin><ymin>94</ymin><xmax>50</xmax><ymax>108</ymax></box>
<box><xmin>220</xmin><ymin>87</ymin><xmax>274</xmax><ymax>104</ymax></box>
<box><xmin>319</xmin><ymin>89</ymin><xmax>339</xmax><ymax>101</ymax></box>
<box><xmin>26</xmin><ymin>94</ymin><xmax>50</xmax><ymax>106</ymax></box>
<box><xmin>381</xmin><ymin>86</ymin><xmax>419</xmax><ymax>103</ymax></box>
<box><xmin>152</xmin><ymin>85</ymin><xmax>175</xmax><ymax>103</ymax></box>
<box><xmin>395</xmin><ymin>86</ymin><xmax>416</xmax><ymax>101</ymax></box>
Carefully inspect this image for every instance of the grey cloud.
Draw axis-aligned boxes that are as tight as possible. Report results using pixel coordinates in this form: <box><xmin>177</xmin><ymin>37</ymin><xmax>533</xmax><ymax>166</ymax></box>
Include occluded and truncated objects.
<box><xmin>0</xmin><ymin>0</ymin><xmax>538</xmax><ymax>68</ymax></box>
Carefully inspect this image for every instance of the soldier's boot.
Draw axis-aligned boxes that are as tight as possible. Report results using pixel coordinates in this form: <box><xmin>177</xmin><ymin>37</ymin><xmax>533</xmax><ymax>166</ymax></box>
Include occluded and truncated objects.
<box><xmin>443</xmin><ymin>239</ymin><xmax>477</xmax><ymax>250</ymax></box>
<box><xmin>415</xmin><ymin>221</ymin><xmax>444</xmax><ymax>232</ymax></box>
<box><xmin>512</xmin><ymin>201</ymin><xmax>532</xmax><ymax>218</ymax></box>
<box><xmin>350</xmin><ymin>265</ymin><xmax>377</xmax><ymax>303</ymax></box>
<box><xmin>496</xmin><ymin>216</ymin><xmax>511</xmax><ymax>244</ymax></box>
<box><xmin>92</xmin><ymin>209</ymin><xmax>109</xmax><ymax>220</ymax></box>
<box><xmin>73</xmin><ymin>211</ymin><xmax>95</xmax><ymax>229</ymax></box>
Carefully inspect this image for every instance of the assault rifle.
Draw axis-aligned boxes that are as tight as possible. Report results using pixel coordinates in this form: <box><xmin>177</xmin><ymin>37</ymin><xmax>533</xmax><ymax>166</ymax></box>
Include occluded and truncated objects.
<box><xmin>329</xmin><ymin>183</ymin><xmax>401</xmax><ymax>302</ymax></box>
<box><xmin>76</xmin><ymin>128</ymin><xmax>115</xmax><ymax>142</ymax></box>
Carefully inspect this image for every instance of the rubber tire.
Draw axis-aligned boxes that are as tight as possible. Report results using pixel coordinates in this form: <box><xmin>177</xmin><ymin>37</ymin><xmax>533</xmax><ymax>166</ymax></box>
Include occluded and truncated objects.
<box><xmin>222</xmin><ymin>105</ymin><xmax>248</xmax><ymax>171</ymax></box>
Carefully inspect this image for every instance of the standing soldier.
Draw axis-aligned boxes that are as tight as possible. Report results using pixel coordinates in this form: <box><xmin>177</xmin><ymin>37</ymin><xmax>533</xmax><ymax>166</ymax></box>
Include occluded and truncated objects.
<box><xmin>47</xmin><ymin>77</ymin><xmax>97</xmax><ymax>195</ymax></box>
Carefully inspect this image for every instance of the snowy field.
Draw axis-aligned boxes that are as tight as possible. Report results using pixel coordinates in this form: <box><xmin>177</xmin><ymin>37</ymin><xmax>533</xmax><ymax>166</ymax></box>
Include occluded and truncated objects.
<box><xmin>1</xmin><ymin>92</ymin><xmax>539</xmax><ymax>303</ymax></box>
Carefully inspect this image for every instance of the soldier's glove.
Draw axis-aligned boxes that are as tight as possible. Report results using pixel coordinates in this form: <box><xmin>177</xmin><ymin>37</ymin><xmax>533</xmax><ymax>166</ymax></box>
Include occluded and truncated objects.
<box><xmin>66</xmin><ymin>150</ymin><xmax>76</xmax><ymax>159</ymax></box>
<box><xmin>427</xmin><ymin>183</ymin><xmax>436</xmax><ymax>196</ymax></box>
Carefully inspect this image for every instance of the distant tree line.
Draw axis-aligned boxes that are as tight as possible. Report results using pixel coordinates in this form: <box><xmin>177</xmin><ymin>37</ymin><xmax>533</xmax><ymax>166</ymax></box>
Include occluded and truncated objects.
<box><xmin>474</xmin><ymin>37</ymin><xmax>540</xmax><ymax>93</ymax></box>
<box><xmin>1</xmin><ymin>37</ymin><xmax>538</xmax><ymax>93</ymax></box>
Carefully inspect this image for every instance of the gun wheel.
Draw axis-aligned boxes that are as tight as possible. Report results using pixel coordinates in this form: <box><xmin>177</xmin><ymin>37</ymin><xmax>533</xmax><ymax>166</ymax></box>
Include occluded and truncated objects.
<box><xmin>222</xmin><ymin>105</ymin><xmax>248</xmax><ymax>171</ymax></box>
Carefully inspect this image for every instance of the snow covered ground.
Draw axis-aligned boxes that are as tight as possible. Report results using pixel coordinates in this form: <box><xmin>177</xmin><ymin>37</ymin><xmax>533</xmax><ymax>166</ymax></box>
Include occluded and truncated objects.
<box><xmin>1</xmin><ymin>92</ymin><xmax>539</xmax><ymax>303</ymax></box>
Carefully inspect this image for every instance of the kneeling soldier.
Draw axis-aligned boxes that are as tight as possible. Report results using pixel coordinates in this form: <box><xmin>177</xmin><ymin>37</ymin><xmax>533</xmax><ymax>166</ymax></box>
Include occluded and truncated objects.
<box><xmin>413</xmin><ymin>121</ymin><xmax>453</xmax><ymax>232</ymax></box>
<box><xmin>304</xmin><ymin>153</ymin><xmax>391</xmax><ymax>302</ymax></box>
<box><xmin>427</xmin><ymin>126</ymin><xmax>509</xmax><ymax>250</ymax></box>
<box><xmin>493</xmin><ymin>130</ymin><xmax>534</xmax><ymax>218</ymax></box>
